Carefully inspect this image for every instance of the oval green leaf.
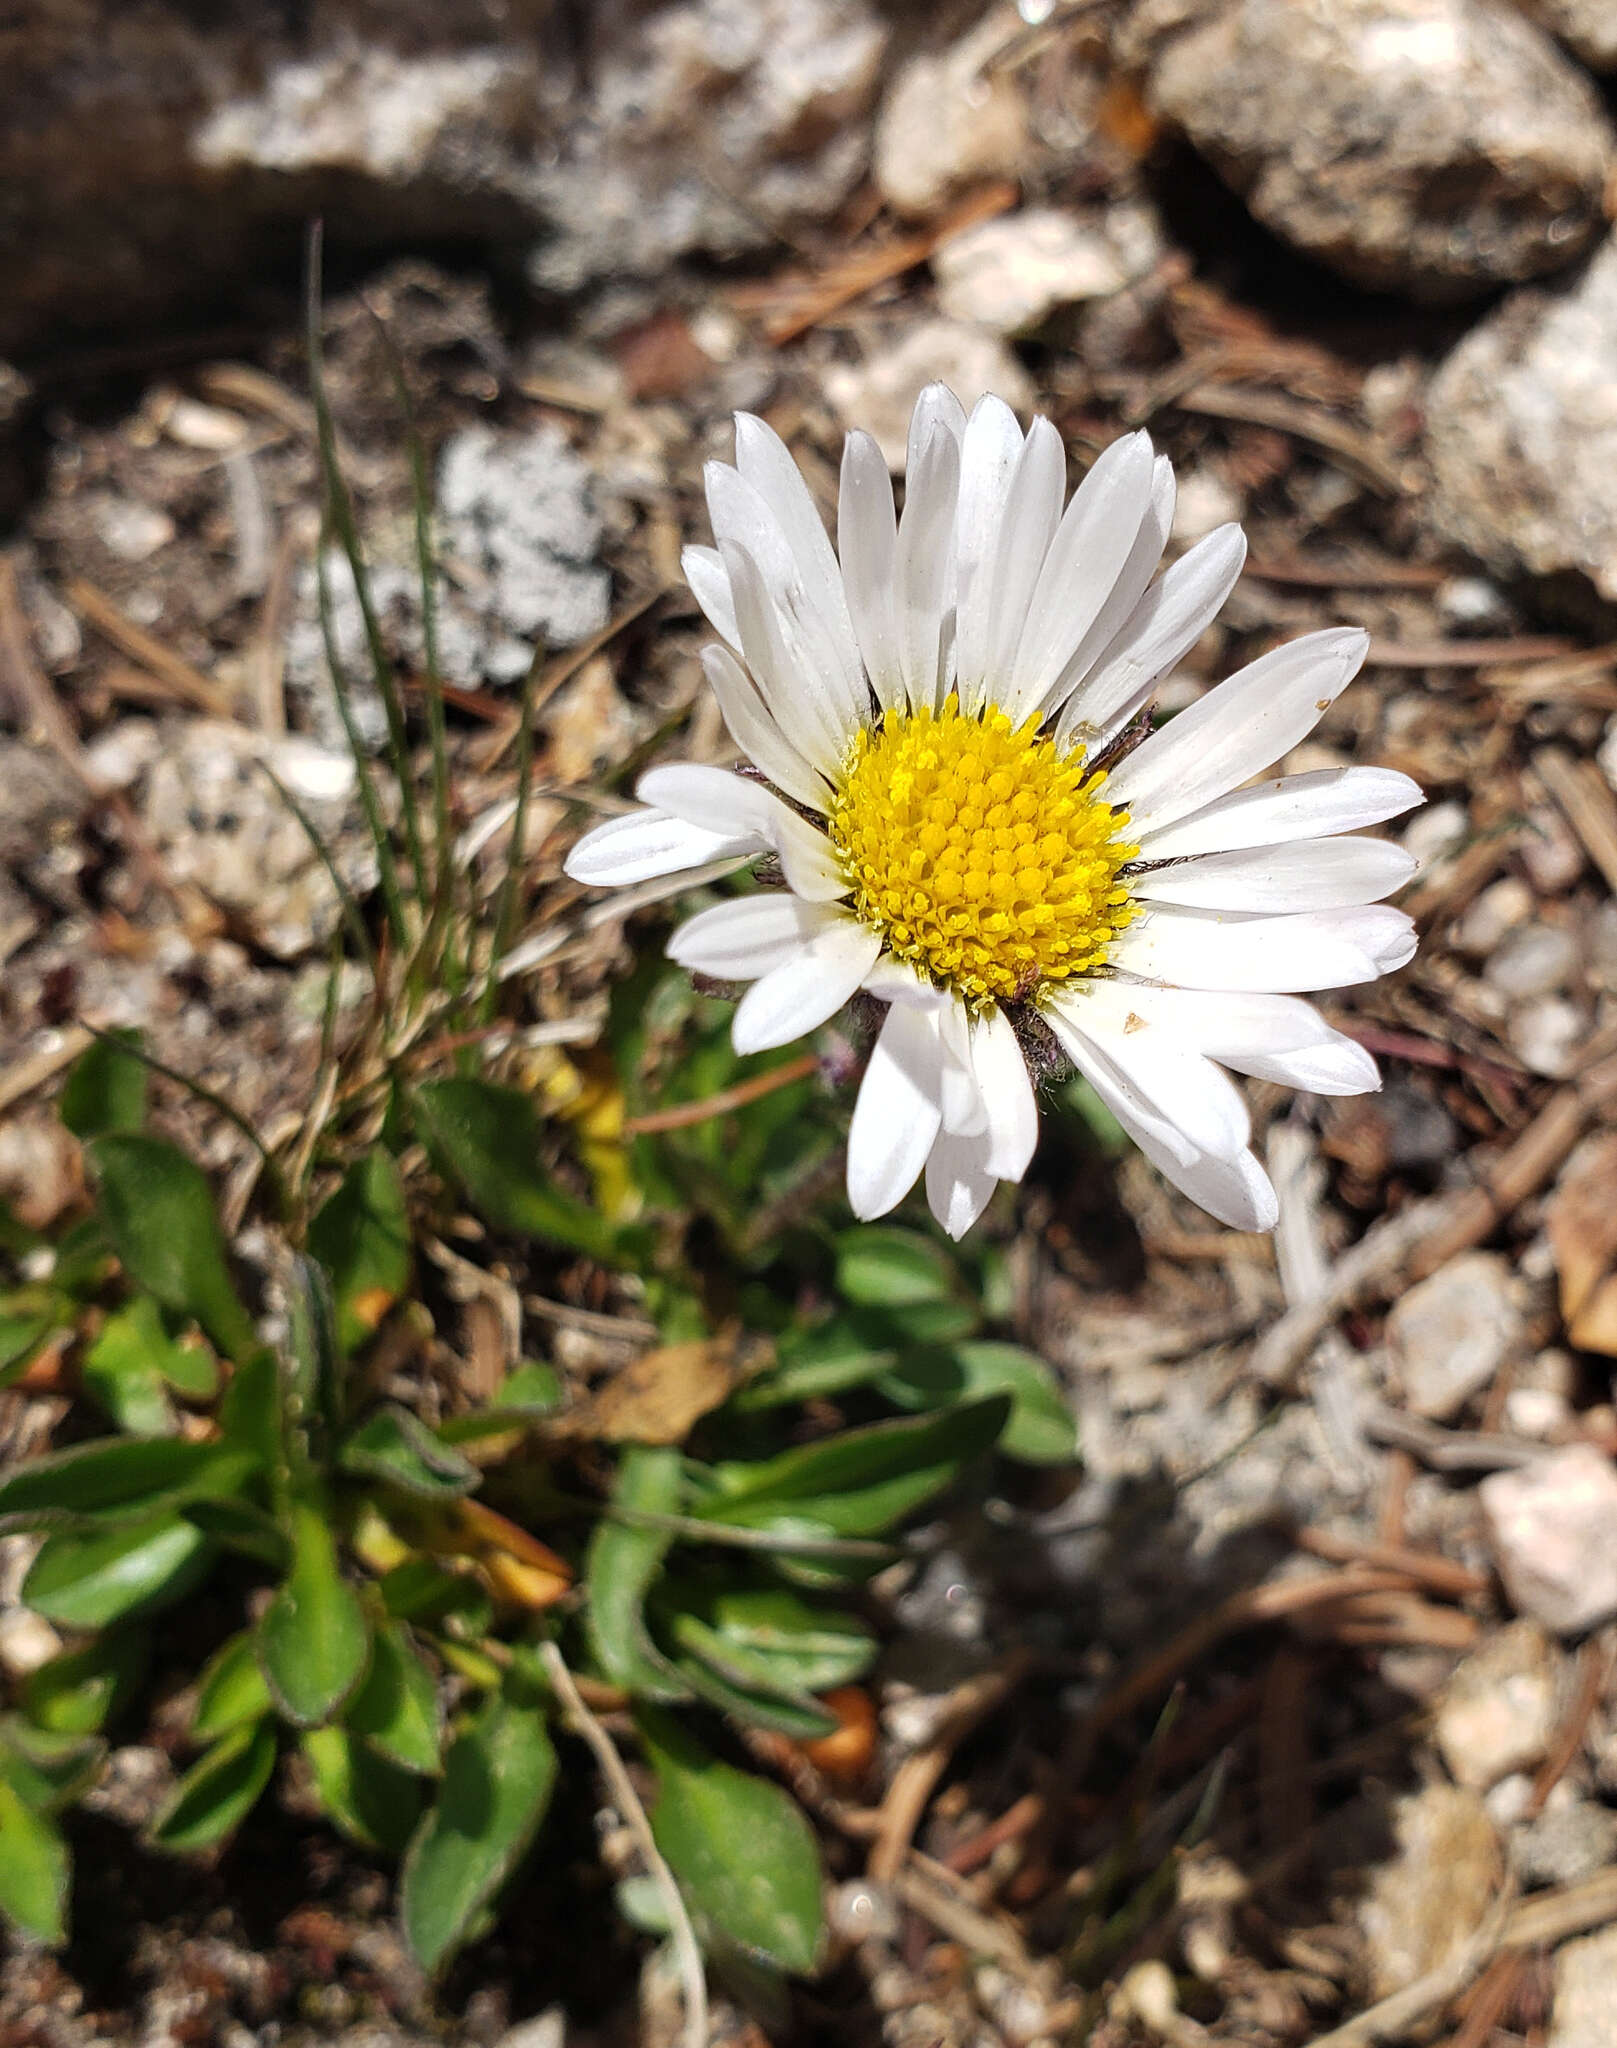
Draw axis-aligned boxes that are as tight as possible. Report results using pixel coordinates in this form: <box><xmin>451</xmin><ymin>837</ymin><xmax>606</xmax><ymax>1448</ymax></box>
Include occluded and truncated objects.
<box><xmin>638</xmin><ymin>1706</ymin><xmax>823</xmax><ymax>1975</ymax></box>
<box><xmin>834</xmin><ymin>1227</ymin><xmax>955</xmax><ymax>1309</ymax></box>
<box><xmin>256</xmin><ymin>1501</ymin><xmax>370</xmax><ymax>1727</ymax></box>
<box><xmin>307</xmin><ymin>1148</ymin><xmax>411</xmax><ymax>1353</ymax></box>
<box><xmin>343</xmin><ymin>1622</ymin><xmax>440</xmax><ymax>1775</ymax></box>
<box><xmin>302</xmin><ymin>1725</ymin><xmax>423</xmax><ymax>1855</ymax></box>
<box><xmin>22</xmin><ymin>1512</ymin><xmax>213</xmax><ymax>1630</ymax></box>
<box><xmin>413</xmin><ymin>1079</ymin><xmax>614</xmax><ymax>1260</ymax></box>
<box><xmin>60</xmin><ymin>1028</ymin><xmax>147</xmax><ymax>1140</ymax></box>
<box><xmin>0</xmin><ymin>1774</ymin><xmax>68</xmax><ymax>1944</ymax></box>
<box><xmin>339</xmin><ymin>1406</ymin><xmax>477</xmax><ymax>1501</ymax></box>
<box><xmin>86</xmin><ymin>1135</ymin><xmax>256</xmax><ymax>1361</ymax></box>
<box><xmin>878</xmin><ymin>1342</ymin><xmax>1077</xmax><ymax>1465</ymax></box>
<box><xmin>400</xmin><ymin>1674</ymin><xmax>558</xmax><ymax>1976</ymax></box>
<box><xmin>23</xmin><ymin>1630</ymin><xmax>149</xmax><ymax>1736</ymax></box>
<box><xmin>192</xmin><ymin>1631</ymin><xmax>274</xmax><ymax>1743</ymax></box>
<box><xmin>585</xmin><ymin>1446</ymin><xmax>691</xmax><ymax>1703</ymax></box>
<box><xmin>149</xmin><ymin>1720</ymin><xmax>277</xmax><ymax>1853</ymax></box>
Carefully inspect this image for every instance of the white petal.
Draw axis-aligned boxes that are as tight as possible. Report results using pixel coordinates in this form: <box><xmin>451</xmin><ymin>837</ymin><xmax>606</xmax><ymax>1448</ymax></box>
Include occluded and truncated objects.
<box><xmin>966</xmin><ymin>416</ymin><xmax>1065</xmax><ymax>712</ymax></box>
<box><xmin>700</xmin><ymin>645</ymin><xmax>831</xmax><ymax>815</ymax></box>
<box><xmin>1132</xmin><ymin>836</ymin><xmax>1417</xmax><ymax>912</ymax></box>
<box><xmin>1065</xmin><ymin>980</ymin><xmax>1380</xmax><ymax>1097</ymax></box>
<box><xmin>1136</xmin><ymin>766</ymin><xmax>1424</xmax><ymax>861</ymax></box>
<box><xmin>564</xmin><ymin>808</ymin><xmax>759</xmax><ymax>888</ymax></box>
<box><xmin>1055</xmin><ymin>523</ymin><xmax>1247</xmax><ymax>749</ymax></box>
<box><xmin>682</xmin><ymin>545</ymin><xmax>740</xmax><ymax>650</ymax></box>
<box><xmin>1113</xmin><ymin>903</ymin><xmax>1417</xmax><ymax>992</ymax></box>
<box><xmin>1048</xmin><ymin>987</ymin><xmax>1251</xmax><ymax>1161</ymax></box>
<box><xmin>1106</xmin><ymin>627</ymin><xmax>1369</xmax><ymax>833</ymax></box>
<box><xmin>638</xmin><ymin>762</ymin><xmax>848</xmax><ymax>903</ymax></box>
<box><xmin>1003</xmin><ymin>430</ymin><xmax>1157</xmax><ymax>722</ymax></box>
<box><xmin>1045</xmin><ymin>1009</ymin><xmax>1197</xmax><ymax>1167</ymax></box>
<box><xmin>731</xmin><ymin>915</ymin><xmax>882</xmax><ymax>1053</ymax></box>
<box><xmin>925</xmin><ymin>1125</ymin><xmax>1000</xmax><ymax>1240</ymax></box>
<box><xmin>733</xmin><ymin>411</ymin><xmax>862</xmax><ymax>680</ymax></box>
<box><xmin>862</xmin><ymin>957</ymin><xmax>955</xmax><ymax>1009</ymax></box>
<box><xmin>847</xmin><ymin>1001</ymin><xmax>946</xmax><ymax>1219</ymax></box>
<box><xmin>721</xmin><ymin>539</ymin><xmax>856</xmax><ymax>773</ymax></box>
<box><xmin>838</xmin><ymin>429</ymin><xmax>902</xmax><ymax>712</ymax></box>
<box><xmin>897</xmin><ymin>417</ymin><xmax>963</xmax><ymax>714</ymax></box>
<box><xmin>707</xmin><ymin>458</ymin><xmax>865</xmax><ymax>727</ymax></box>
<box><xmin>1039</xmin><ymin>454</ymin><xmax>1175</xmax><ymax>722</ymax></box>
<box><xmin>1135</xmin><ymin>1130</ymin><xmax>1280</xmax><ymax>1231</ymax></box>
<box><xmin>1237</xmin><ymin>1037</ymin><xmax>1380</xmax><ymax>1094</ymax></box>
<box><xmin>668</xmin><ymin>893</ymin><xmax>837</xmax><ymax>980</ymax></box>
<box><xmin>952</xmin><ymin>396</ymin><xmax>1026</xmax><ymax>716</ymax></box>
<box><xmin>970</xmin><ymin>1008</ymin><xmax>1039</xmax><ymax>1181</ymax></box>
<box><xmin>936</xmin><ymin>995</ymin><xmax>985</xmax><ymax>1137</ymax></box>
<box><xmin>906</xmin><ymin>384</ymin><xmax>967</xmax><ymax>474</ymax></box>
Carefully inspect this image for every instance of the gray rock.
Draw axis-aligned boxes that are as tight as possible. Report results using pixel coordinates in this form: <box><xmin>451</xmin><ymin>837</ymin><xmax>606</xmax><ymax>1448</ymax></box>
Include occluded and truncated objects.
<box><xmin>0</xmin><ymin>0</ymin><xmax>887</xmax><ymax>351</ymax></box>
<box><xmin>933</xmin><ymin>209</ymin><xmax>1129</xmax><ymax>336</ymax></box>
<box><xmin>873</xmin><ymin>11</ymin><xmax>1030</xmax><ymax>220</ymax></box>
<box><xmin>1386</xmin><ymin>1251</ymin><xmax>1525</xmax><ymax>1421</ymax></box>
<box><xmin>1434</xmin><ymin>1619</ymin><xmax>1558</xmax><ymax>1789</ymax></box>
<box><xmin>1552</xmin><ymin>1926</ymin><xmax>1617</xmax><ymax>2048</ymax></box>
<box><xmin>1518</xmin><ymin>0</ymin><xmax>1617</xmax><ymax>71</ymax></box>
<box><xmin>1119</xmin><ymin>0</ymin><xmax>1613</xmax><ymax>301</ymax></box>
<box><xmin>1358</xmin><ymin>1784</ymin><xmax>1503</xmax><ymax>1997</ymax></box>
<box><xmin>1511</xmin><ymin>1796</ymin><xmax>1617</xmax><ymax>1887</ymax></box>
<box><xmin>1480</xmin><ymin>1444</ymin><xmax>1617</xmax><ymax>1634</ymax></box>
<box><xmin>1484</xmin><ymin>921</ymin><xmax>1580</xmax><ymax>1000</ymax></box>
<box><xmin>1509</xmin><ymin>995</ymin><xmax>1589</xmax><ymax>1078</ymax></box>
<box><xmin>1427</xmin><ymin>236</ymin><xmax>1617</xmax><ymax>600</ymax></box>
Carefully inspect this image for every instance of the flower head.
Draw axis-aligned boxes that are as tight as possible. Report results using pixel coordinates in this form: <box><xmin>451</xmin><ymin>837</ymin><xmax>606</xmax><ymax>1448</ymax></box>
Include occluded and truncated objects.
<box><xmin>566</xmin><ymin>388</ymin><xmax>1419</xmax><ymax>1236</ymax></box>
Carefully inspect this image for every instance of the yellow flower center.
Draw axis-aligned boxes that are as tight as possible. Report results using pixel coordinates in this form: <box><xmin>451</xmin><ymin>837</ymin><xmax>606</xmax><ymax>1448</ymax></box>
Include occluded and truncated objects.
<box><xmin>827</xmin><ymin>694</ymin><xmax>1138</xmax><ymax>1011</ymax></box>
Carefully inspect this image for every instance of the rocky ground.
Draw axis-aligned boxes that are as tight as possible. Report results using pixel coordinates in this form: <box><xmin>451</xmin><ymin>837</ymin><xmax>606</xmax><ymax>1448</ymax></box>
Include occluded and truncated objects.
<box><xmin>7</xmin><ymin>1</ymin><xmax>1617</xmax><ymax>2044</ymax></box>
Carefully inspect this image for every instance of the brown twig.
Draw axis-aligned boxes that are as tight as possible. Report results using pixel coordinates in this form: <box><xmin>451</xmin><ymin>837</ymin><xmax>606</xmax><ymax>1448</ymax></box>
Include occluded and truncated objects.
<box><xmin>622</xmin><ymin>1052</ymin><xmax>819</xmax><ymax>1136</ymax></box>
<box><xmin>1368</xmin><ymin>635</ymin><xmax>1575</xmax><ymax>669</ymax></box>
<box><xmin>1294</xmin><ymin>1526</ymin><xmax>1488</xmax><ymax>1601</ymax></box>
<box><xmin>1172</xmin><ymin>384</ymin><xmax>1409</xmax><ymax>496</ymax></box>
<box><xmin>1525</xmin><ymin>1634</ymin><xmax>1613</xmax><ymax>1821</ymax></box>
<box><xmin>1244</xmin><ymin>555</ymin><xmax>1448</xmax><ymax>590</ymax></box>
<box><xmin>65</xmin><ymin>576</ymin><xmax>233</xmax><ymax>717</ymax></box>
<box><xmin>1533</xmin><ymin>746</ymin><xmax>1617</xmax><ymax>898</ymax></box>
<box><xmin>867</xmin><ymin>1649</ymin><xmax>1034</xmax><ymax>1885</ymax></box>
<box><xmin>1442</xmin><ymin>1952</ymin><xmax>1526</xmax><ymax>2048</ymax></box>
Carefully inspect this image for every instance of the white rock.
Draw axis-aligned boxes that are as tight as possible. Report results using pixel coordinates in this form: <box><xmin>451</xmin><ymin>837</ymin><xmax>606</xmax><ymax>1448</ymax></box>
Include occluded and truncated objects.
<box><xmin>1434</xmin><ymin>1620</ymin><xmax>1557</xmax><ymax>1788</ymax></box>
<box><xmin>1452</xmin><ymin>876</ymin><xmax>1533</xmax><ymax>957</ymax></box>
<box><xmin>1598</xmin><ymin>713</ymin><xmax>1617</xmax><ymax>795</ymax></box>
<box><xmin>1520</xmin><ymin>803</ymin><xmax>1585</xmax><ymax>895</ymax></box>
<box><xmin>823</xmin><ymin>320</ymin><xmax>1034</xmax><ymax>471</ymax></box>
<box><xmin>1402</xmin><ymin>799</ymin><xmax>1468</xmax><ymax>871</ymax></box>
<box><xmin>1509</xmin><ymin>994</ymin><xmax>1588</xmax><ymax>1078</ymax></box>
<box><xmin>1480</xmin><ymin>1443</ymin><xmax>1617</xmax><ymax>1634</ymax></box>
<box><xmin>0</xmin><ymin>1606</ymin><xmax>63</xmax><ymax>1680</ymax></box>
<box><xmin>1428</xmin><ymin>235</ymin><xmax>1617</xmax><ymax>599</ymax></box>
<box><xmin>933</xmin><ymin>209</ymin><xmax>1127</xmax><ymax>335</ymax></box>
<box><xmin>873</xmin><ymin>10</ymin><xmax>1029</xmax><ymax>219</ymax></box>
<box><xmin>1170</xmin><ymin>465</ymin><xmax>1245</xmax><ymax>544</ymax></box>
<box><xmin>1359</xmin><ymin>1784</ymin><xmax>1502</xmax><ymax>1997</ymax></box>
<box><xmin>1386</xmin><ymin>1251</ymin><xmax>1524</xmax><ymax>1421</ymax></box>
<box><xmin>1518</xmin><ymin>0</ymin><xmax>1617</xmax><ymax>73</ymax></box>
<box><xmin>1551</xmin><ymin>1926</ymin><xmax>1617</xmax><ymax>2048</ymax></box>
<box><xmin>1120</xmin><ymin>0</ymin><xmax>1613</xmax><ymax>301</ymax></box>
<box><xmin>90</xmin><ymin>493</ymin><xmax>176</xmax><ymax>563</ymax></box>
<box><xmin>1484</xmin><ymin>921</ymin><xmax>1579</xmax><ymax>999</ymax></box>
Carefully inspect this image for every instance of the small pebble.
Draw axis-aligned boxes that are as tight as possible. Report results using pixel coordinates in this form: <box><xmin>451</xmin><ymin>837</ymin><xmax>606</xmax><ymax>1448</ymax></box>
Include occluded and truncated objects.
<box><xmin>1385</xmin><ymin>1251</ymin><xmax>1523</xmax><ymax>1421</ymax></box>
<box><xmin>1480</xmin><ymin>1444</ymin><xmax>1617</xmax><ymax>1634</ymax></box>
<box><xmin>1551</xmin><ymin>1925</ymin><xmax>1617</xmax><ymax>2048</ymax></box>
<box><xmin>1452</xmin><ymin>876</ymin><xmax>1533</xmax><ymax>958</ymax></box>
<box><xmin>827</xmin><ymin>1880</ymin><xmax>898</xmax><ymax>1945</ymax></box>
<box><xmin>1433</xmin><ymin>1619</ymin><xmax>1557</xmax><ymax>1789</ymax></box>
<box><xmin>1484</xmin><ymin>921</ymin><xmax>1579</xmax><ymax>1000</ymax></box>
<box><xmin>1509</xmin><ymin>995</ymin><xmax>1588</xmax><ymax>1078</ymax></box>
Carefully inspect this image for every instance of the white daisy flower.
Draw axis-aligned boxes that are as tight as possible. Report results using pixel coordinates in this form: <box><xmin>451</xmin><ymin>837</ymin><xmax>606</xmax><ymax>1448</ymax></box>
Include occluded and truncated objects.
<box><xmin>566</xmin><ymin>387</ymin><xmax>1420</xmax><ymax>1238</ymax></box>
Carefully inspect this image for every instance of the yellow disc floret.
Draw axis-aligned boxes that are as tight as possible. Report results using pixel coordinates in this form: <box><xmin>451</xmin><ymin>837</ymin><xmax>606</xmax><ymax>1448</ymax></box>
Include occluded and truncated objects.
<box><xmin>828</xmin><ymin>694</ymin><xmax>1138</xmax><ymax>1010</ymax></box>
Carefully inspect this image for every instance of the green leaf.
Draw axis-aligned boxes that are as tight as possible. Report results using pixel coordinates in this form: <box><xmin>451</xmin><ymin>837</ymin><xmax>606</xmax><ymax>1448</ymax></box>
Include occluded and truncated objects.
<box><xmin>400</xmin><ymin>1672</ymin><xmax>558</xmax><ymax>1976</ymax></box>
<box><xmin>0</xmin><ymin>1435</ymin><xmax>240</xmax><ymax>1531</ymax></box>
<box><xmin>344</xmin><ymin>1622</ymin><xmax>440</xmax><ymax>1775</ymax></box>
<box><xmin>699</xmin><ymin>1396</ymin><xmax>1011</xmax><ymax>1537</ymax></box>
<box><xmin>256</xmin><ymin>1501</ymin><xmax>370</xmax><ymax>1727</ymax></box>
<box><xmin>585</xmin><ymin>1447</ymin><xmax>691</xmax><ymax>1703</ymax></box>
<box><xmin>86</xmin><ymin>1136</ymin><xmax>256</xmax><ymax>1361</ymax></box>
<box><xmin>666</xmin><ymin>1614</ymin><xmax>837</xmax><ymax>1739</ymax></box>
<box><xmin>192</xmin><ymin>1632</ymin><xmax>274</xmax><ymax>1742</ymax></box>
<box><xmin>638</xmin><ymin>1707</ymin><xmax>823</xmax><ymax>1974</ymax></box>
<box><xmin>0</xmin><ymin>1289</ymin><xmax>65</xmax><ymax>1388</ymax></box>
<box><xmin>183</xmin><ymin>1495</ymin><xmax>287</xmax><ymax>1569</ymax></box>
<box><xmin>149</xmin><ymin>1720</ymin><xmax>277</xmax><ymax>1853</ymax></box>
<box><xmin>835</xmin><ymin>1227</ymin><xmax>955</xmax><ymax>1309</ymax></box>
<box><xmin>730</xmin><ymin>1317</ymin><xmax>896</xmax><ymax>1412</ymax></box>
<box><xmin>699</xmin><ymin>1587</ymin><xmax>875</xmax><ymax>1694</ymax></box>
<box><xmin>878</xmin><ymin>1343</ymin><xmax>1078</xmax><ymax>1465</ymax></box>
<box><xmin>82</xmin><ymin>1298</ymin><xmax>180</xmax><ymax>1438</ymax></box>
<box><xmin>339</xmin><ymin>1407</ymin><xmax>478</xmax><ymax>1501</ymax></box>
<box><xmin>0</xmin><ymin>1774</ymin><xmax>68</xmax><ymax>1944</ymax></box>
<box><xmin>302</xmin><ymin>1725</ymin><xmax>423</xmax><ymax>1855</ymax></box>
<box><xmin>493</xmin><ymin>1361</ymin><xmax>563</xmax><ymax>1413</ymax></box>
<box><xmin>0</xmin><ymin>1719</ymin><xmax>106</xmax><ymax>1812</ymax></box>
<box><xmin>60</xmin><ymin>1028</ymin><xmax>147</xmax><ymax>1139</ymax></box>
<box><xmin>308</xmin><ymin>1149</ymin><xmax>411</xmax><ymax>1354</ymax></box>
<box><xmin>414</xmin><ymin>1079</ymin><xmax>615</xmax><ymax>1261</ymax></box>
<box><xmin>23</xmin><ymin>1631</ymin><xmax>149</xmax><ymax>1736</ymax></box>
<box><xmin>379</xmin><ymin>1558</ymin><xmax>491</xmax><ymax>1633</ymax></box>
<box><xmin>22</xmin><ymin>1512</ymin><xmax>213</xmax><ymax>1629</ymax></box>
<box><xmin>217</xmin><ymin>1349</ymin><xmax>283</xmax><ymax>1469</ymax></box>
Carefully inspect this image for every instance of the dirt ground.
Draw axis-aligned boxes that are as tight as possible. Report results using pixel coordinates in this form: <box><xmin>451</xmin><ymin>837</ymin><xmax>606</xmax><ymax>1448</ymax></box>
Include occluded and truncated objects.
<box><xmin>4</xmin><ymin>52</ymin><xmax>1617</xmax><ymax>2048</ymax></box>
